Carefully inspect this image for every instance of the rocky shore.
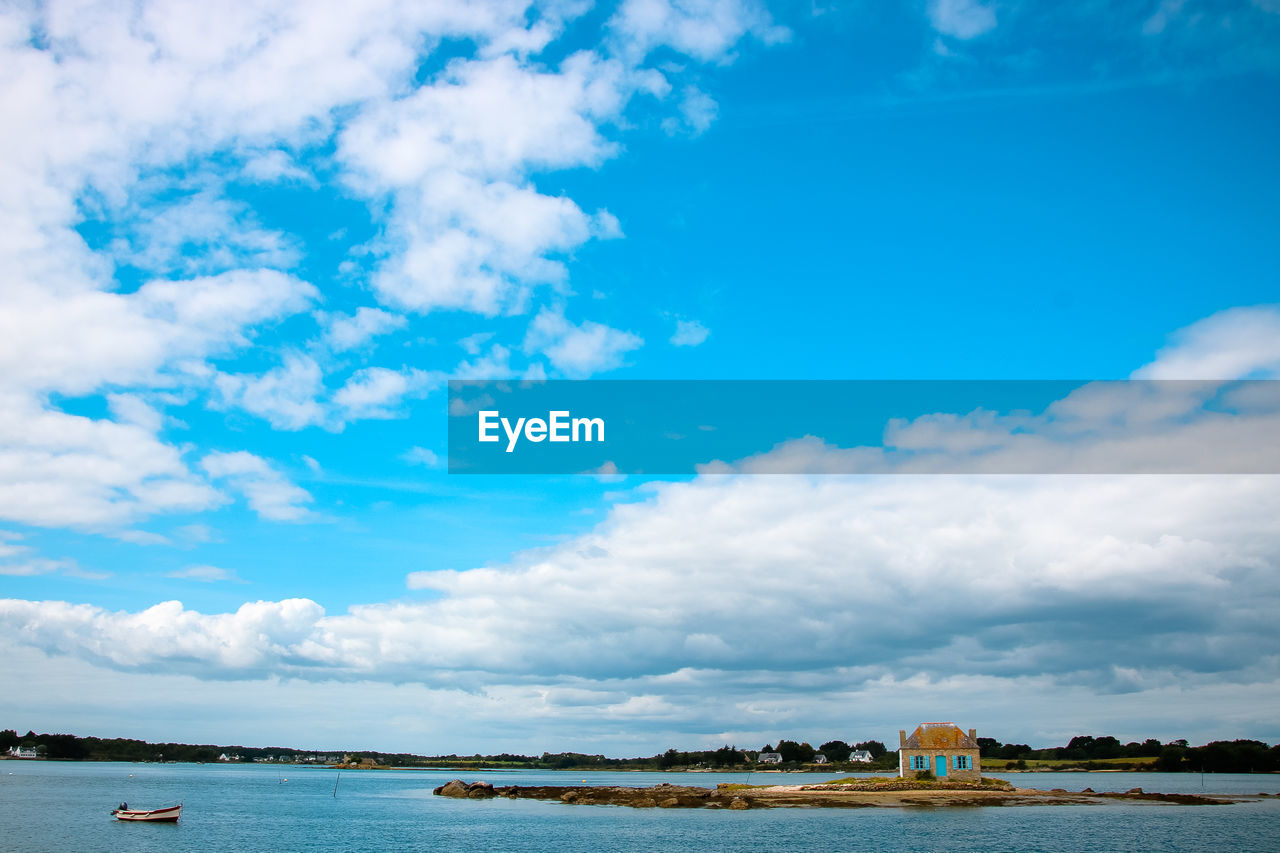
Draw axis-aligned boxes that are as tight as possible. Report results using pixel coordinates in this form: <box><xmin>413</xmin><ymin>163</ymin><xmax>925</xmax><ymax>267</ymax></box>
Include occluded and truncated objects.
<box><xmin>433</xmin><ymin>779</ymin><xmax>1243</xmax><ymax>809</ymax></box>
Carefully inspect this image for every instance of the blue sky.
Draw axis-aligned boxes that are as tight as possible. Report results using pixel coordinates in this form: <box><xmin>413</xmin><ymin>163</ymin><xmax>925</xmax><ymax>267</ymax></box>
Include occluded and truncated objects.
<box><xmin>1</xmin><ymin>0</ymin><xmax>1279</xmax><ymax>755</ymax></box>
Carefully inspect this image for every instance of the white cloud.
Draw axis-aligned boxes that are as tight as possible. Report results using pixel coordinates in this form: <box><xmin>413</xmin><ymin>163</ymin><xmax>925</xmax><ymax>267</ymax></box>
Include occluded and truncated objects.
<box><xmin>241</xmin><ymin>149</ymin><xmax>314</xmax><ymax>184</ymax></box>
<box><xmin>0</xmin><ymin>531</ymin><xmax>28</xmax><ymax>559</ymax></box>
<box><xmin>610</xmin><ymin>0</ymin><xmax>788</xmax><ymax>62</ymax></box>
<box><xmin>0</xmin><ymin>558</ymin><xmax>75</xmax><ymax>577</ymax></box>
<box><xmin>927</xmin><ymin>0</ymin><xmax>997</xmax><ymax>40</ymax></box>
<box><xmin>215</xmin><ymin>353</ymin><xmax>327</xmax><ymax>430</ymax></box>
<box><xmin>325</xmin><ymin>307</ymin><xmax>408</xmax><ymax>352</ymax></box>
<box><xmin>0</xmin><ymin>269</ymin><xmax>316</xmax><ymax>397</ymax></box>
<box><xmin>201</xmin><ymin>451</ymin><xmax>312</xmax><ymax>521</ymax></box>
<box><xmin>0</xmin><ymin>392</ymin><xmax>221</xmax><ymax>530</ymax></box>
<box><xmin>1134</xmin><ymin>304</ymin><xmax>1280</xmax><ymax>379</ymax></box>
<box><xmin>662</xmin><ymin>85</ymin><xmax>718</xmax><ymax>136</ymax></box>
<box><xmin>0</xmin><ymin>0</ymin><xmax>785</xmax><ymax>540</ymax></box>
<box><xmin>332</xmin><ymin>367</ymin><xmax>433</xmax><ymax>421</ymax></box>
<box><xmin>402</xmin><ymin>447</ymin><xmax>441</xmax><ymax>468</ymax></box>
<box><xmin>524</xmin><ymin>308</ymin><xmax>643</xmax><ymax>376</ymax></box>
<box><xmin>165</xmin><ymin>565</ymin><xmax>246</xmax><ymax>583</ymax></box>
<box><xmin>111</xmin><ymin>188</ymin><xmax>301</xmax><ymax>276</ymax></box>
<box><xmin>340</xmin><ymin>50</ymin><xmax>640</xmax><ymax>315</ymax></box>
<box><xmin>670</xmin><ymin>317</ymin><xmax>710</xmax><ymax>347</ymax></box>
<box><xmin>699</xmin><ymin>380</ymin><xmax>1280</xmax><ymax>476</ymax></box>
<box><xmin>3</xmin><ymin>473</ymin><xmax>1277</xmax><ymax>731</ymax></box>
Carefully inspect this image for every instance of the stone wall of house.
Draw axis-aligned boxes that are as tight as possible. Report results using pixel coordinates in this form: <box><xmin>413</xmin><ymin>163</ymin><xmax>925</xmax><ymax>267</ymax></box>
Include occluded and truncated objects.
<box><xmin>899</xmin><ymin>748</ymin><xmax>981</xmax><ymax>781</ymax></box>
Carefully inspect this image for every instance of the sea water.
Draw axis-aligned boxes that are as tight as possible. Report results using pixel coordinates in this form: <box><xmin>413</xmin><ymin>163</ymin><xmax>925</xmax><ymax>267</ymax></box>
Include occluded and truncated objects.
<box><xmin>1</xmin><ymin>763</ymin><xmax>1278</xmax><ymax>853</ymax></box>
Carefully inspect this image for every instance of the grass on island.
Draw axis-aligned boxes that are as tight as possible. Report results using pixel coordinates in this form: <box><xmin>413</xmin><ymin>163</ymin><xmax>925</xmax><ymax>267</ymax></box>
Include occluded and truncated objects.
<box><xmin>813</xmin><ymin>775</ymin><xmax>1014</xmax><ymax>790</ymax></box>
<box><xmin>996</xmin><ymin>756</ymin><xmax>1159</xmax><ymax>771</ymax></box>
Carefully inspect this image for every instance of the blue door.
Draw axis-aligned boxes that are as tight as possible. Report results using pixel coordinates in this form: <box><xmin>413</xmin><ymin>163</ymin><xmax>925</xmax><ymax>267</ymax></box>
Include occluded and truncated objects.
<box><xmin>935</xmin><ymin>755</ymin><xmax>947</xmax><ymax>777</ymax></box>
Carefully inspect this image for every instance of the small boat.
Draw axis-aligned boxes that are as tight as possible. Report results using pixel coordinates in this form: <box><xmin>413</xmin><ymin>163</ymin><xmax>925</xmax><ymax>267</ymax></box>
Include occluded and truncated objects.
<box><xmin>111</xmin><ymin>803</ymin><xmax>182</xmax><ymax>822</ymax></box>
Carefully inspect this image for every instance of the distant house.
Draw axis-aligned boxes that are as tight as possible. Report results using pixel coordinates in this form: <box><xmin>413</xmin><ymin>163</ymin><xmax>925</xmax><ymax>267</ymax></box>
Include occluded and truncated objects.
<box><xmin>7</xmin><ymin>746</ymin><xmax>38</xmax><ymax>759</ymax></box>
<box><xmin>848</xmin><ymin>750</ymin><xmax>873</xmax><ymax>763</ymax></box>
<box><xmin>813</xmin><ymin>754</ymin><xmax>828</xmax><ymax>764</ymax></box>
<box><xmin>757</xmin><ymin>752</ymin><xmax>783</xmax><ymax>764</ymax></box>
<box><xmin>898</xmin><ymin>722</ymin><xmax>981</xmax><ymax>781</ymax></box>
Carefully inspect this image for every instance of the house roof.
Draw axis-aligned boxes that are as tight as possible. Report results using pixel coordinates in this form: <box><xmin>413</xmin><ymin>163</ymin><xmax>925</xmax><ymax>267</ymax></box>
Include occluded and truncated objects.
<box><xmin>903</xmin><ymin>722</ymin><xmax>978</xmax><ymax>750</ymax></box>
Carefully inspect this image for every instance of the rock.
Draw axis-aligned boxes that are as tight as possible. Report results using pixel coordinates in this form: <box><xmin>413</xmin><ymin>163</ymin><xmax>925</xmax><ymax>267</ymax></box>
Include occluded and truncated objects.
<box><xmin>435</xmin><ymin>780</ymin><xmax>470</xmax><ymax>798</ymax></box>
<box><xmin>728</xmin><ymin>798</ymin><xmax>749</xmax><ymax>810</ymax></box>
<box><xmin>658</xmin><ymin>797</ymin><xmax>680</xmax><ymax>808</ymax></box>
<box><xmin>1126</xmin><ymin>788</ymin><xmax>1143</xmax><ymax>795</ymax></box>
<box><xmin>1080</xmin><ymin>788</ymin><xmax>1094</xmax><ymax>793</ymax></box>
<box><xmin>560</xmin><ymin>791</ymin><xmax>579</xmax><ymax>803</ymax></box>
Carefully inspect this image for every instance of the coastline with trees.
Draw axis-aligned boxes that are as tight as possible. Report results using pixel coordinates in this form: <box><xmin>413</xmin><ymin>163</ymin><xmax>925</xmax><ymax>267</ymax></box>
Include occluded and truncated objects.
<box><xmin>4</xmin><ymin>727</ymin><xmax>1278</xmax><ymax>774</ymax></box>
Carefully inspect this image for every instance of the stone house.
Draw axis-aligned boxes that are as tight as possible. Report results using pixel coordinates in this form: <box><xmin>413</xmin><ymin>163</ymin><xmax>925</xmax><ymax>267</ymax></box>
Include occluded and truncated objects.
<box><xmin>898</xmin><ymin>722</ymin><xmax>981</xmax><ymax>781</ymax></box>
<box><xmin>757</xmin><ymin>752</ymin><xmax>783</xmax><ymax>764</ymax></box>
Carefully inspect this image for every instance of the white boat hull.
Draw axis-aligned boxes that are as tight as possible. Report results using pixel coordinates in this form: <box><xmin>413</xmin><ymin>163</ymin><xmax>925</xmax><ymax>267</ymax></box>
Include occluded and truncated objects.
<box><xmin>112</xmin><ymin>804</ymin><xmax>181</xmax><ymax>822</ymax></box>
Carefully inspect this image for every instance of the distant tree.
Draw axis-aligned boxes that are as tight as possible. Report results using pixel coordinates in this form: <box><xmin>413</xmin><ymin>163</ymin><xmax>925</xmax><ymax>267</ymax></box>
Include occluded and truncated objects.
<box><xmin>854</xmin><ymin>740</ymin><xmax>887</xmax><ymax>759</ymax></box>
<box><xmin>761</xmin><ymin>744</ymin><xmax>775</xmax><ymax>753</ymax></box>
<box><xmin>776</xmin><ymin>740</ymin><xmax>815</xmax><ymax>763</ymax></box>
<box><xmin>976</xmin><ymin>737</ymin><xmax>1002</xmax><ymax>757</ymax></box>
<box><xmin>1156</xmin><ymin>746</ymin><xmax>1185</xmax><ymax>772</ymax></box>
<box><xmin>819</xmin><ymin>741</ymin><xmax>852</xmax><ymax>762</ymax></box>
<box><xmin>998</xmin><ymin>744</ymin><xmax>1031</xmax><ymax>760</ymax></box>
<box><xmin>1091</xmin><ymin>736</ymin><xmax>1122</xmax><ymax>759</ymax></box>
<box><xmin>712</xmin><ymin>745</ymin><xmax>745</xmax><ymax>766</ymax></box>
<box><xmin>0</xmin><ymin>730</ymin><xmax>17</xmax><ymax>750</ymax></box>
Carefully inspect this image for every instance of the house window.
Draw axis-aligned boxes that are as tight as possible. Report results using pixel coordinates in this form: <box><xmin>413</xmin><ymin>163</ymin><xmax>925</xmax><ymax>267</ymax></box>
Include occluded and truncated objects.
<box><xmin>954</xmin><ymin>755</ymin><xmax>971</xmax><ymax>770</ymax></box>
<box><xmin>910</xmin><ymin>755</ymin><xmax>928</xmax><ymax>771</ymax></box>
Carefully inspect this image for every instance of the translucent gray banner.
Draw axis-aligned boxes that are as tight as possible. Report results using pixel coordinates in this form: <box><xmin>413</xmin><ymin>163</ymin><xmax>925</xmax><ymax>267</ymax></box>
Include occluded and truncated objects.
<box><xmin>447</xmin><ymin>379</ymin><xmax>1280</xmax><ymax>475</ymax></box>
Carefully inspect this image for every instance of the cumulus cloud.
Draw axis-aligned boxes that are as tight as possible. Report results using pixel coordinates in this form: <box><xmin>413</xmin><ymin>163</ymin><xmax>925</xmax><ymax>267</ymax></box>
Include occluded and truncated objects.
<box><xmin>662</xmin><ymin>86</ymin><xmax>718</xmax><ymax>136</ymax></box>
<box><xmin>325</xmin><ymin>307</ymin><xmax>408</xmax><ymax>352</ymax></box>
<box><xmin>927</xmin><ymin>0</ymin><xmax>998</xmax><ymax>40</ymax></box>
<box><xmin>700</xmin><ymin>380</ymin><xmax>1280</xmax><ymax>476</ymax></box>
<box><xmin>110</xmin><ymin>188</ymin><xmax>302</xmax><ymax>276</ymax></box>
<box><xmin>0</xmin><ymin>0</ymin><xmax>772</xmax><ymax>539</ymax></box>
<box><xmin>338</xmin><ymin>51</ymin><xmax>640</xmax><ymax>315</ymax></box>
<box><xmin>610</xmin><ymin>0</ymin><xmax>788</xmax><ymax>62</ymax></box>
<box><xmin>333</xmin><ymin>367</ymin><xmax>434</xmax><ymax>421</ymax></box>
<box><xmin>214</xmin><ymin>353</ymin><xmax>328</xmax><ymax>431</ymax></box>
<box><xmin>524</xmin><ymin>308</ymin><xmax>643</xmax><ymax>375</ymax></box>
<box><xmin>0</xmin><ymin>392</ymin><xmax>221</xmax><ymax>530</ymax></box>
<box><xmin>1134</xmin><ymin>304</ymin><xmax>1280</xmax><ymax>379</ymax></box>
<box><xmin>402</xmin><ymin>447</ymin><xmax>442</xmax><ymax>467</ymax></box>
<box><xmin>4</xmin><ymin>474</ymin><xmax>1277</xmax><ymax>694</ymax></box>
<box><xmin>201</xmin><ymin>451</ymin><xmax>312</xmax><ymax>521</ymax></box>
<box><xmin>670</xmin><ymin>317</ymin><xmax>710</xmax><ymax>347</ymax></box>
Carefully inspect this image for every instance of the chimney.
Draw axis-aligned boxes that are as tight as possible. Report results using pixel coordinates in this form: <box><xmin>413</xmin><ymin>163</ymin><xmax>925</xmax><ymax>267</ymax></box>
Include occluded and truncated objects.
<box><xmin>899</xmin><ymin>730</ymin><xmax>907</xmax><ymax>747</ymax></box>
<box><xmin>969</xmin><ymin>729</ymin><xmax>977</xmax><ymax>742</ymax></box>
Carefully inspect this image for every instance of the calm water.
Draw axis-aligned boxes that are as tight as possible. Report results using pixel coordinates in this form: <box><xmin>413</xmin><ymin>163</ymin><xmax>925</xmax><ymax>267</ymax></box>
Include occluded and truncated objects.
<box><xmin>2</xmin><ymin>762</ymin><xmax>1278</xmax><ymax>853</ymax></box>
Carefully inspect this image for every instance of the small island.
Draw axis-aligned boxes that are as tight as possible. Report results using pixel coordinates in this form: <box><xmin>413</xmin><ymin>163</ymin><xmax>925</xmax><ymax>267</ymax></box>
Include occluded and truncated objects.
<box><xmin>433</xmin><ymin>776</ymin><xmax>1245</xmax><ymax>809</ymax></box>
